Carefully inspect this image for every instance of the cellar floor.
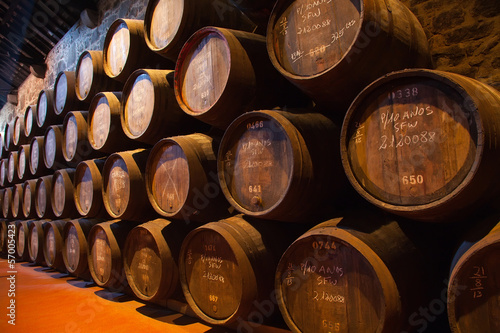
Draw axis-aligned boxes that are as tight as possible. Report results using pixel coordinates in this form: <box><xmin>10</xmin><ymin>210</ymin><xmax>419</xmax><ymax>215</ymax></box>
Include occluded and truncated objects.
<box><xmin>0</xmin><ymin>259</ymin><xmax>290</xmax><ymax>333</ymax></box>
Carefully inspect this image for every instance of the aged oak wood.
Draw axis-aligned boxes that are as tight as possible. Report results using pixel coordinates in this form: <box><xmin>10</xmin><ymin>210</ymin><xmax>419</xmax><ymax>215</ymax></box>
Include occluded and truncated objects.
<box><xmin>63</xmin><ymin>111</ymin><xmax>103</xmax><ymax>164</ymax></box>
<box><xmin>16</xmin><ymin>219</ymin><xmax>33</xmax><ymax>261</ymax></box>
<box><xmin>54</xmin><ymin>71</ymin><xmax>89</xmax><ymax>117</ymax></box>
<box><xmin>7</xmin><ymin>151</ymin><xmax>19</xmax><ymax>184</ymax></box>
<box><xmin>22</xmin><ymin>179</ymin><xmax>38</xmax><ymax>219</ymax></box>
<box><xmin>29</xmin><ymin>136</ymin><xmax>52</xmax><ymax>177</ymax></box>
<box><xmin>35</xmin><ymin>175</ymin><xmax>56</xmax><ymax>219</ymax></box>
<box><xmin>36</xmin><ymin>89</ymin><xmax>61</xmax><ymax>128</ymax></box>
<box><xmin>16</xmin><ymin>144</ymin><xmax>30</xmax><ymax>182</ymax></box>
<box><xmin>28</xmin><ymin>219</ymin><xmax>50</xmax><ymax>265</ymax></box>
<box><xmin>43</xmin><ymin>125</ymin><xmax>66</xmax><ymax>170</ymax></box>
<box><xmin>2</xmin><ymin>187</ymin><xmax>12</xmax><ymax>219</ymax></box>
<box><xmin>74</xmin><ymin>158</ymin><xmax>107</xmax><ymax>218</ymax></box>
<box><xmin>43</xmin><ymin>219</ymin><xmax>70</xmax><ymax>272</ymax></box>
<box><xmin>10</xmin><ymin>183</ymin><xmax>22</xmax><ymax>219</ymax></box>
<box><xmin>51</xmin><ymin>168</ymin><xmax>78</xmax><ymax>218</ymax></box>
<box><xmin>341</xmin><ymin>69</ymin><xmax>500</xmax><ymax>222</ymax></box>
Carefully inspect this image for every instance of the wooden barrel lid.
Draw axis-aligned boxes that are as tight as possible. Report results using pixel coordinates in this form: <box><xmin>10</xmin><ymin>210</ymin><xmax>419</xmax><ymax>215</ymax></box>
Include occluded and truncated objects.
<box><xmin>105</xmin><ymin>157</ymin><xmax>130</xmax><ymax>217</ymax></box>
<box><xmin>7</xmin><ymin>152</ymin><xmax>17</xmax><ymax>183</ymax></box>
<box><xmin>55</xmin><ymin>72</ymin><xmax>68</xmax><ymax>114</ymax></box>
<box><xmin>123</xmin><ymin>73</ymin><xmax>155</xmax><ymax>137</ymax></box>
<box><xmin>76</xmin><ymin>52</ymin><xmax>94</xmax><ymax>101</ymax></box>
<box><xmin>269</xmin><ymin>0</ymin><xmax>362</xmax><ymax>77</ymax></box>
<box><xmin>37</xmin><ymin>90</ymin><xmax>49</xmax><ymax>127</ymax></box>
<box><xmin>75</xmin><ymin>163</ymin><xmax>95</xmax><ymax>216</ymax></box>
<box><xmin>0</xmin><ymin>159</ymin><xmax>6</xmax><ymax>186</ymax></box>
<box><xmin>44</xmin><ymin>127</ymin><xmax>57</xmax><ymax>168</ymax></box>
<box><xmin>89</xmin><ymin>94</ymin><xmax>112</xmax><ymax>150</ymax></box>
<box><xmin>24</xmin><ymin>106</ymin><xmax>36</xmax><ymax>137</ymax></box>
<box><xmin>276</xmin><ymin>226</ymin><xmax>398</xmax><ymax>332</ymax></box>
<box><xmin>29</xmin><ymin>223</ymin><xmax>39</xmax><ymax>261</ymax></box>
<box><xmin>148</xmin><ymin>141</ymin><xmax>189</xmax><ymax>215</ymax></box>
<box><xmin>13</xmin><ymin>116</ymin><xmax>25</xmax><ymax>146</ymax></box>
<box><xmin>17</xmin><ymin>223</ymin><xmax>25</xmax><ymax>256</ymax></box>
<box><xmin>65</xmin><ymin>224</ymin><xmax>80</xmax><ymax>273</ymax></box>
<box><xmin>18</xmin><ymin>147</ymin><xmax>26</xmax><ymax>179</ymax></box>
<box><xmin>35</xmin><ymin>178</ymin><xmax>49</xmax><ymax>218</ymax></box>
<box><xmin>176</xmin><ymin>30</ymin><xmax>230</xmax><ymax>114</ymax></box>
<box><xmin>106</xmin><ymin>21</ymin><xmax>131</xmax><ymax>78</ymax></box>
<box><xmin>11</xmin><ymin>184</ymin><xmax>21</xmax><ymax>218</ymax></box>
<box><xmin>218</xmin><ymin>113</ymin><xmax>294</xmax><ymax>215</ymax></box>
<box><xmin>44</xmin><ymin>224</ymin><xmax>57</xmax><ymax>267</ymax></box>
<box><xmin>2</xmin><ymin>188</ymin><xmax>11</xmax><ymax>218</ymax></box>
<box><xmin>90</xmin><ymin>228</ymin><xmax>112</xmax><ymax>285</ymax></box>
<box><xmin>147</xmin><ymin>0</ymin><xmax>183</xmax><ymax>51</ymax></box>
<box><xmin>64</xmin><ymin>114</ymin><xmax>78</xmax><ymax>161</ymax></box>
<box><xmin>22</xmin><ymin>181</ymin><xmax>33</xmax><ymax>217</ymax></box>
<box><xmin>181</xmin><ymin>228</ymin><xmax>242</xmax><ymax>320</ymax></box>
<box><xmin>52</xmin><ymin>172</ymin><xmax>67</xmax><ymax>216</ymax></box>
<box><xmin>29</xmin><ymin>137</ymin><xmax>41</xmax><ymax>175</ymax></box>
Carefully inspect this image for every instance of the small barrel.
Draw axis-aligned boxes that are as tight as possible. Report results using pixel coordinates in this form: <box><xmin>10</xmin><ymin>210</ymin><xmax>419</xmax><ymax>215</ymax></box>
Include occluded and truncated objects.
<box><xmin>88</xmin><ymin>92</ymin><xmax>145</xmax><ymax>153</ymax></box>
<box><xmin>35</xmin><ymin>175</ymin><xmax>56</xmax><ymax>219</ymax></box>
<box><xmin>54</xmin><ymin>71</ymin><xmax>89</xmax><ymax>117</ymax></box>
<box><xmin>43</xmin><ymin>125</ymin><xmax>66</xmax><ymax>170</ymax></box>
<box><xmin>13</xmin><ymin>115</ymin><xmax>29</xmax><ymax>147</ymax></box>
<box><xmin>63</xmin><ymin>218</ymin><xmax>103</xmax><ymax>280</ymax></box>
<box><xmin>274</xmin><ymin>211</ymin><xmax>448</xmax><ymax>333</ymax></box>
<box><xmin>175</xmin><ymin>27</ymin><xmax>309</xmax><ymax>129</ymax></box>
<box><xmin>266</xmin><ymin>0</ymin><xmax>432</xmax><ymax>112</ymax></box>
<box><xmin>0</xmin><ymin>219</ymin><xmax>14</xmax><ymax>255</ymax></box>
<box><xmin>16</xmin><ymin>144</ymin><xmax>30</xmax><ymax>182</ymax></box>
<box><xmin>22</xmin><ymin>179</ymin><xmax>38</xmax><ymax>219</ymax></box>
<box><xmin>16</xmin><ymin>219</ymin><xmax>34</xmax><ymax>262</ymax></box>
<box><xmin>121</xmin><ymin>69</ymin><xmax>205</xmax><ymax>145</ymax></box>
<box><xmin>28</xmin><ymin>219</ymin><xmax>49</xmax><ymax>265</ymax></box>
<box><xmin>43</xmin><ymin>219</ymin><xmax>70</xmax><ymax>272</ymax></box>
<box><xmin>123</xmin><ymin>218</ymin><xmax>192</xmax><ymax>304</ymax></box>
<box><xmin>63</xmin><ymin>111</ymin><xmax>103</xmax><ymax>164</ymax></box>
<box><xmin>75</xmin><ymin>50</ymin><xmax>123</xmax><ymax>103</ymax></box>
<box><xmin>29</xmin><ymin>136</ymin><xmax>52</xmax><ymax>177</ymax></box>
<box><xmin>24</xmin><ymin>105</ymin><xmax>45</xmax><ymax>138</ymax></box>
<box><xmin>7</xmin><ymin>151</ymin><xmax>19</xmax><ymax>184</ymax></box>
<box><xmin>103</xmin><ymin>18</ymin><xmax>170</xmax><ymax>83</ymax></box>
<box><xmin>179</xmin><ymin>215</ymin><xmax>297</xmax><ymax>326</ymax></box>
<box><xmin>0</xmin><ymin>159</ymin><xmax>7</xmax><ymax>187</ymax></box>
<box><xmin>73</xmin><ymin>158</ymin><xmax>107</xmax><ymax>218</ymax></box>
<box><xmin>218</xmin><ymin>110</ymin><xmax>347</xmax><ymax>222</ymax></box>
<box><xmin>2</xmin><ymin>187</ymin><xmax>12</xmax><ymax>219</ymax></box>
<box><xmin>36</xmin><ymin>89</ymin><xmax>61</xmax><ymax>128</ymax></box>
<box><xmin>447</xmin><ymin>218</ymin><xmax>500</xmax><ymax>333</ymax></box>
<box><xmin>4</xmin><ymin>122</ymin><xmax>15</xmax><ymax>152</ymax></box>
<box><xmin>102</xmin><ymin>149</ymin><xmax>156</xmax><ymax>221</ymax></box>
<box><xmin>10</xmin><ymin>183</ymin><xmax>22</xmax><ymax>219</ymax></box>
<box><xmin>145</xmin><ymin>133</ymin><xmax>230</xmax><ymax>222</ymax></box>
<box><xmin>87</xmin><ymin>219</ymin><xmax>137</xmax><ymax>292</ymax></box>
<box><xmin>340</xmin><ymin>69</ymin><xmax>500</xmax><ymax>222</ymax></box>
<box><xmin>143</xmin><ymin>0</ymin><xmax>257</xmax><ymax>61</ymax></box>
<box><xmin>51</xmin><ymin>168</ymin><xmax>78</xmax><ymax>218</ymax></box>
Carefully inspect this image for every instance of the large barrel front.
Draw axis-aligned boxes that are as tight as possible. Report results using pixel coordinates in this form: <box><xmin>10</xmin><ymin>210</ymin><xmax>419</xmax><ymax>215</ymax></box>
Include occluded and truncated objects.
<box><xmin>63</xmin><ymin>111</ymin><xmax>103</xmax><ymax>164</ymax></box>
<box><xmin>35</xmin><ymin>175</ymin><xmax>56</xmax><ymax>219</ymax></box>
<box><xmin>36</xmin><ymin>89</ymin><xmax>61</xmax><ymax>128</ymax></box>
<box><xmin>43</xmin><ymin>219</ymin><xmax>69</xmax><ymax>272</ymax></box>
<box><xmin>43</xmin><ymin>125</ymin><xmax>65</xmax><ymax>170</ymax></box>
<box><xmin>17</xmin><ymin>144</ymin><xmax>30</xmax><ymax>182</ymax></box>
<box><xmin>145</xmin><ymin>133</ymin><xmax>230</xmax><ymax>222</ymax></box>
<box><xmin>73</xmin><ymin>158</ymin><xmax>107</xmax><ymax>218</ymax></box>
<box><xmin>29</xmin><ymin>136</ymin><xmax>52</xmax><ymax>177</ymax></box>
<box><xmin>51</xmin><ymin>168</ymin><xmax>78</xmax><ymax>218</ymax></box>
<box><xmin>218</xmin><ymin>110</ymin><xmax>346</xmax><ymax>222</ymax></box>
<box><xmin>54</xmin><ymin>71</ymin><xmax>88</xmax><ymax>117</ymax></box>
<box><xmin>28</xmin><ymin>219</ymin><xmax>49</xmax><ymax>265</ymax></box>
<box><xmin>341</xmin><ymin>69</ymin><xmax>500</xmax><ymax>222</ymax></box>
<box><xmin>22</xmin><ymin>179</ymin><xmax>37</xmax><ymax>219</ymax></box>
<box><xmin>266</xmin><ymin>0</ymin><xmax>432</xmax><ymax>112</ymax></box>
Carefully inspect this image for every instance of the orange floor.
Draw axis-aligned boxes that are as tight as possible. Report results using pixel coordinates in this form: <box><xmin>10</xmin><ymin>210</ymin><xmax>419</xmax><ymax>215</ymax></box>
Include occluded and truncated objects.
<box><xmin>0</xmin><ymin>258</ymin><xmax>291</xmax><ymax>333</ymax></box>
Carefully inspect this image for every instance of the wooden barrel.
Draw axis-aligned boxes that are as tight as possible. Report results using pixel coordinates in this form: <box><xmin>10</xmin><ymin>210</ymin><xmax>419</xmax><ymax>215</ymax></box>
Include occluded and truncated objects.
<box><xmin>178</xmin><ymin>214</ymin><xmax>298</xmax><ymax>326</ymax></box>
<box><xmin>123</xmin><ymin>218</ymin><xmax>191</xmax><ymax>304</ymax></box>
<box><xmin>24</xmin><ymin>105</ymin><xmax>45</xmax><ymax>138</ymax></box>
<box><xmin>121</xmin><ymin>69</ymin><xmax>205</xmax><ymax>145</ymax></box>
<box><xmin>51</xmin><ymin>168</ymin><xmax>78</xmax><ymax>218</ymax></box>
<box><xmin>88</xmin><ymin>92</ymin><xmax>145</xmax><ymax>153</ymax></box>
<box><xmin>75</xmin><ymin>50</ymin><xmax>123</xmax><ymax>103</ymax></box>
<box><xmin>2</xmin><ymin>187</ymin><xmax>12</xmax><ymax>219</ymax></box>
<box><xmin>217</xmin><ymin>110</ymin><xmax>347</xmax><ymax>222</ymax></box>
<box><xmin>4</xmin><ymin>122</ymin><xmax>15</xmax><ymax>152</ymax></box>
<box><xmin>145</xmin><ymin>133</ymin><xmax>230</xmax><ymax>222</ymax></box>
<box><xmin>43</xmin><ymin>125</ymin><xmax>66</xmax><ymax>170</ymax></box>
<box><xmin>340</xmin><ymin>69</ymin><xmax>500</xmax><ymax>222</ymax></box>
<box><xmin>43</xmin><ymin>219</ymin><xmax>70</xmax><ymax>272</ymax></box>
<box><xmin>28</xmin><ymin>219</ymin><xmax>49</xmax><ymax>265</ymax></box>
<box><xmin>102</xmin><ymin>149</ymin><xmax>156</xmax><ymax>221</ymax></box>
<box><xmin>0</xmin><ymin>159</ymin><xmax>7</xmax><ymax>187</ymax></box>
<box><xmin>35</xmin><ymin>175</ymin><xmax>56</xmax><ymax>219</ymax></box>
<box><xmin>7</xmin><ymin>151</ymin><xmax>19</xmax><ymax>184</ymax></box>
<box><xmin>73</xmin><ymin>158</ymin><xmax>107</xmax><ymax>218</ymax></box>
<box><xmin>0</xmin><ymin>134</ymin><xmax>3</xmax><ymax>159</ymax></box>
<box><xmin>22</xmin><ymin>179</ymin><xmax>38</xmax><ymax>219</ymax></box>
<box><xmin>36</xmin><ymin>89</ymin><xmax>61</xmax><ymax>128</ymax></box>
<box><xmin>266</xmin><ymin>0</ymin><xmax>432</xmax><ymax>112</ymax></box>
<box><xmin>16</xmin><ymin>144</ymin><xmax>30</xmax><ymax>182</ymax></box>
<box><xmin>16</xmin><ymin>219</ymin><xmax>33</xmax><ymax>262</ymax></box>
<box><xmin>0</xmin><ymin>219</ymin><xmax>14</xmax><ymax>255</ymax></box>
<box><xmin>87</xmin><ymin>219</ymin><xmax>137</xmax><ymax>292</ymax></box>
<box><xmin>174</xmin><ymin>27</ymin><xmax>309</xmax><ymax>129</ymax></box>
<box><xmin>28</xmin><ymin>136</ymin><xmax>51</xmax><ymax>178</ymax></box>
<box><xmin>13</xmin><ymin>115</ymin><xmax>29</xmax><ymax>147</ymax></box>
<box><xmin>103</xmin><ymin>19</ymin><xmax>171</xmax><ymax>83</ymax></box>
<box><xmin>63</xmin><ymin>111</ymin><xmax>103</xmax><ymax>164</ymax></box>
<box><xmin>62</xmin><ymin>218</ymin><xmax>103</xmax><ymax>280</ymax></box>
<box><xmin>10</xmin><ymin>183</ymin><xmax>22</xmax><ymax>219</ymax></box>
<box><xmin>274</xmin><ymin>210</ymin><xmax>450</xmax><ymax>333</ymax></box>
<box><xmin>143</xmin><ymin>0</ymin><xmax>257</xmax><ymax>61</ymax></box>
<box><xmin>54</xmin><ymin>71</ymin><xmax>89</xmax><ymax>117</ymax></box>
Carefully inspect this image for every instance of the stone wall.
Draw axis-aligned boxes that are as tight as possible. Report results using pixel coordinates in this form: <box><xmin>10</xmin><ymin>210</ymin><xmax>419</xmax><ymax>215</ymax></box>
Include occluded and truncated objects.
<box><xmin>1</xmin><ymin>0</ymin><xmax>499</xmax><ymax>132</ymax></box>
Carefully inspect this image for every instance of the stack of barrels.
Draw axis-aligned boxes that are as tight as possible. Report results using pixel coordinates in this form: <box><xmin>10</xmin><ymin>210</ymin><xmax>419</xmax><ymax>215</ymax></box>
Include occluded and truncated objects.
<box><xmin>1</xmin><ymin>0</ymin><xmax>499</xmax><ymax>332</ymax></box>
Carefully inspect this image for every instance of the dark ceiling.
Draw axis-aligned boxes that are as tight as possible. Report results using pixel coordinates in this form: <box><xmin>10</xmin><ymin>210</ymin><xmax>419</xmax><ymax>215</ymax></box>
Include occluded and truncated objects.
<box><xmin>0</xmin><ymin>0</ymin><xmax>96</xmax><ymax>110</ymax></box>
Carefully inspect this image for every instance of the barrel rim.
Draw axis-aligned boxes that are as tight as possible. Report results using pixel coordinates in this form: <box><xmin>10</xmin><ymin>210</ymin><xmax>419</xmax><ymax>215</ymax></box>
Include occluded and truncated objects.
<box><xmin>36</xmin><ymin>89</ymin><xmax>54</xmax><ymax>128</ymax></box>
<box><xmin>74</xmin><ymin>159</ymin><xmax>104</xmax><ymax>217</ymax></box>
<box><xmin>217</xmin><ymin>110</ymin><xmax>300</xmax><ymax>217</ymax></box>
<box><xmin>24</xmin><ymin>104</ymin><xmax>37</xmax><ymax>138</ymax></box>
<box><xmin>340</xmin><ymin>68</ymin><xmax>486</xmax><ymax>217</ymax></box>
<box><xmin>43</xmin><ymin>125</ymin><xmax>63</xmax><ymax>170</ymax></box>
<box><xmin>88</xmin><ymin>92</ymin><xmax>117</xmax><ymax>151</ymax></box>
<box><xmin>54</xmin><ymin>71</ymin><xmax>70</xmax><ymax>115</ymax></box>
<box><xmin>75</xmin><ymin>50</ymin><xmax>102</xmax><ymax>102</ymax></box>
<box><xmin>102</xmin><ymin>151</ymin><xmax>135</xmax><ymax>219</ymax></box>
<box><xmin>275</xmin><ymin>224</ymin><xmax>400</xmax><ymax>332</ymax></box>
